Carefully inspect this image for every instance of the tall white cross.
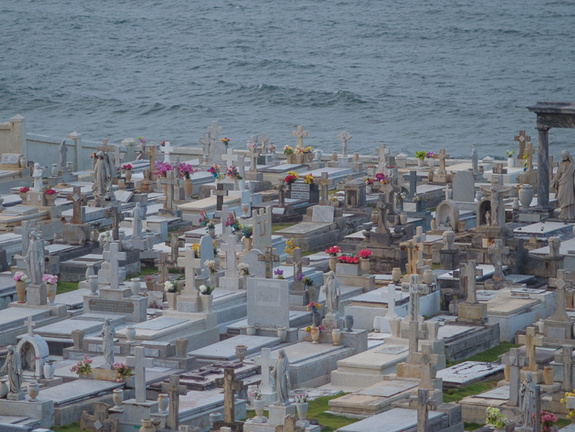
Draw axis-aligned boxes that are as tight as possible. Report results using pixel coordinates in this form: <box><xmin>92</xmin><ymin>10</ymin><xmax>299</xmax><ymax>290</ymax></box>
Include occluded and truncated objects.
<box><xmin>384</xmin><ymin>284</ymin><xmax>398</xmax><ymax>318</ymax></box>
<box><xmin>126</xmin><ymin>346</ymin><xmax>154</xmax><ymax>403</ymax></box>
<box><xmin>177</xmin><ymin>248</ymin><xmax>202</xmax><ymax>295</ymax></box>
<box><xmin>102</xmin><ymin>241</ymin><xmax>126</xmax><ymax>289</ymax></box>
<box><xmin>220</xmin><ymin>232</ymin><xmax>245</xmax><ymax>276</ymax></box>
<box><xmin>25</xmin><ymin>316</ymin><xmax>36</xmax><ymax>336</ymax></box>
<box><xmin>406</xmin><ymin>274</ymin><xmax>428</xmax><ymax>322</ymax></box>
<box><xmin>161</xmin><ymin>141</ymin><xmax>173</xmax><ymax>163</ymax></box>
<box><xmin>256</xmin><ymin>348</ymin><xmax>274</xmax><ymax>395</ymax></box>
<box><xmin>223</xmin><ymin>148</ymin><xmax>237</xmax><ymax>171</ymax></box>
<box><xmin>376</xmin><ymin>143</ymin><xmax>391</xmax><ymax>171</ymax></box>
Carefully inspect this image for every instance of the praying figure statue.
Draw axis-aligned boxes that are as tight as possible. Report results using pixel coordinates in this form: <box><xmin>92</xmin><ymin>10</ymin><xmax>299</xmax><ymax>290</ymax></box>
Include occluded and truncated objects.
<box><xmin>322</xmin><ymin>271</ymin><xmax>341</xmax><ymax>315</ymax></box>
<box><xmin>0</xmin><ymin>345</ymin><xmax>23</xmax><ymax>396</ymax></box>
<box><xmin>92</xmin><ymin>151</ymin><xmax>114</xmax><ymax>200</ymax></box>
<box><xmin>58</xmin><ymin>140</ymin><xmax>68</xmax><ymax>172</ymax></box>
<box><xmin>551</xmin><ymin>150</ymin><xmax>575</xmax><ymax>219</ymax></box>
<box><xmin>101</xmin><ymin>318</ymin><xmax>116</xmax><ymax>369</ymax></box>
<box><xmin>132</xmin><ymin>202</ymin><xmax>145</xmax><ymax>239</ymax></box>
<box><xmin>32</xmin><ymin>163</ymin><xmax>43</xmax><ymax>192</ymax></box>
<box><xmin>519</xmin><ymin>372</ymin><xmax>537</xmax><ymax>427</ymax></box>
<box><xmin>271</xmin><ymin>349</ymin><xmax>290</xmax><ymax>405</ymax></box>
<box><xmin>24</xmin><ymin>231</ymin><xmax>45</xmax><ymax>285</ymax></box>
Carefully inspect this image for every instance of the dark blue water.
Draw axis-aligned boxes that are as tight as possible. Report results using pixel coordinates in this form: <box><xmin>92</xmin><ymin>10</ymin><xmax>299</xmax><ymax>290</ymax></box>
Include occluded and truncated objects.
<box><xmin>1</xmin><ymin>0</ymin><xmax>574</xmax><ymax>158</ymax></box>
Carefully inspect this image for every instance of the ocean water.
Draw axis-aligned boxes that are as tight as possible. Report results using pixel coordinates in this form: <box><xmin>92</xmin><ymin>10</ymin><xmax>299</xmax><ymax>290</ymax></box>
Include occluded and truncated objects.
<box><xmin>1</xmin><ymin>0</ymin><xmax>574</xmax><ymax>158</ymax></box>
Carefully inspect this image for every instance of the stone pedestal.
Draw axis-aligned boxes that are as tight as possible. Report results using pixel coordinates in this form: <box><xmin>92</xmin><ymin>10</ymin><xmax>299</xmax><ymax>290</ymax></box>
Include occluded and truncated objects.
<box><xmin>439</xmin><ymin>249</ymin><xmax>458</xmax><ymax>270</ymax></box>
<box><xmin>543</xmin><ymin>320</ymin><xmax>572</xmax><ymax>340</ymax></box>
<box><xmin>27</xmin><ymin>283</ymin><xmax>47</xmax><ymax>306</ymax></box>
<box><xmin>83</xmin><ymin>287</ymin><xmax>147</xmax><ymax>322</ymax></box>
<box><xmin>457</xmin><ymin>302</ymin><xmax>487</xmax><ymax>324</ymax></box>
<box><xmin>321</xmin><ymin>312</ymin><xmax>342</xmax><ymax>331</ymax></box>
<box><xmin>0</xmin><ymin>397</ymin><xmax>53</xmax><ymax>428</ymax></box>
<box><xmin>268</xmin><ymin>404</ymin><xmax>295</xmax><ymax>425</ymax></box>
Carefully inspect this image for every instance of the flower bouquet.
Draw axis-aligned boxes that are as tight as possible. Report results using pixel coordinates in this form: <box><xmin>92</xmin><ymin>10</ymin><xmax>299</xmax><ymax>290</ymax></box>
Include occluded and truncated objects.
<box><xmin>225</xmin><ymin>213</ymin><xmax>242</xmax><ymax>232</ymax></box>
<box><xmin>485</xmin><ymin>406</ymin><xmax>508</xmax><ymax>430</ymax></box>
<box><xmin>238</xmin><ymin>263</ymin><xmax>250</xmax><ymax>277</ymax></box>
<box><xmin>415</xmin><ymin>151</ymin><xmax>427</xmax><ymax>160</ymax></box>
<box><xmin>242</xmin><ymin>225</ymin><xmax>253</xmax><ymax>238</ymax></box>
<box><xmin>19</xmin><ymin>187</ymin><xmax>30</xmax><ymax>194</ymax></box>
<box><xmin>225</xmin><ymin>166</ymin><xmax>242</xmax><ymax>180</ymax></box>
<box><xmin>324</xmin><ymin>246</ymin><xmax>340</xmax><ymax>256</ymax></box>
<box><xmin>303</xmin><ymin>174</ymin><xmax>314</xmax><ymax>184</ymax></box>
<box><xmin>121</xmin><ymin>164</ymin><xmax>133</xmax><ymax>171</ymax></box>
<box><xmin>284</xmin><ymin>171</ymin><xmax>299</xmax><ymax>185</ymax></box>
<box><xmin>112</xmin><ymin>362</ymin><xmax>133</xmax><ymax>382</ymax></box>
<box><xmin>204</xmin><ymin>260</ymin><xmax>217</xmax><ymax>274</ymax></box>
<box><xmin>154</xmin><ymin>161</ymin><xmax>173</xmax><ymax>176</ymax></box>
<box><xmin>221</xmin><ymin>138</ymin><xmax>230</xmax><ymax>145</ymax></box>
<box><xmin>70</xmin><ymin>356</ymin><xmax>93</xmax><ymax>377</ymax></box>
<box><xmin>177</xmin><ymin>163</ymin><xmax>196</xmax><ymax>179</ymax></box>
<box><xmin>13</xmin><ymin>271</ymin><xmax>29</xmax><ymax>282</ymax></box>
<box><xmin>42</xmin><ymin>274</ymin><xmax>58</xmax><ymax>285</ymax></box>
<box><xmin>191</xmin><ymin>243</ymin><xmax>200</xmax><ymax>258</ymax></box>
<box><xmin>337</xmin><ymin>255</ymin><xmax>359</xmax><ymax>264</ymax></box>
<box><xmin>425</xmin><ymin>152</ymin><xmax>437</xmax><ymax>159</ymax></box>
<box><xmin>274</xmin><ymin>269</ymin><xmax>284</xmax><ymax>279</ymax></box>
<box><xmin>44</xmin><ymin>188</ymin><xmax>57</xmax><ymax>195</ymax></box>
<box><xmin>164</xmin><ymin>280</ymin><xmax>177</xmax><ymax>293</ymax></box>
<box><xmin>207</xmin><ymin>164</ymin><xmax>221</xmax><ymax>179</ymax></box>
<box><xmin>249</xmin><ymin>387</ymin><xmax>262</xmax><ymax>400</ymax></box>
<box><xmin>294</xmin><ymin>392</ymin><xmax>308</xmax><ymax>403</ymax></box>
<box><xmin>357</xmin><ymin>249</ymin><xmax>373</xmax><ymax>259</ymax></box>
<box><xmin>283</xmin><ymin>145</ymin><xmax>294</xmax><ymax>155</ymax></box>
<box><xmin>307</xmin><ymin>302</ymin><xmax>320</xmax><ymax>313</ymax></box>
<box><xmin>197</xmin><ymin>284</ymin><xmax>215</xmax><ymax>295</ymax></box>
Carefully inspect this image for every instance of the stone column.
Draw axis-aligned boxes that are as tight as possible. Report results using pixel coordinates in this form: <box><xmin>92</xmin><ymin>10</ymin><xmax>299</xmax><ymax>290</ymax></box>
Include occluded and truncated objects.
<box><xmin>537</xmin><ymin>125</ymin><xmax>550</xmax><ymax>210</ymax></box>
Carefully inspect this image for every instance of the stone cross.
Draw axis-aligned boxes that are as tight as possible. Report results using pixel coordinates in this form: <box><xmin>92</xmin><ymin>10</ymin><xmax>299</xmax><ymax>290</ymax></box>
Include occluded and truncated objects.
<box><xmin>220</xmin><ymin>233</ymin><xmax>244</xmax><ymax>276</ymax></box>
<box><xmin>156</xmin><ymin>252</ymin><xmax>171</xmax><ymax>284</ymax></box>
<box><xmin>488</xmin><ymin>239</ymin><xmax>509</xmax><ymax>284</ymax></box>
<box><xmin>161</xmin><ymin>375</ymin><xmax>187</xmax><ymax>430</ymax></box>
<box><xmin>385</xmin><ymin>284</ymin><xmax>398</xmax><ymax>318</ymax></box>
<box><xmin>507</xmin><ymin>347</ymin><xmax>523</xmax><ymax>406</ymax></box>
<box><xmin>550</xmin><ymin>277</ymin><xmax>569</xmax><ymax>322</ymax></box>
<box><xmin>102</xmin><ymin>242</ymin><xmax>126</xmax><ymax>289</ymax></box>
<box><xmin>255</xmin><ymin>348</ymin><xmax>274</xmax><ymax>395</ymax></box>
<box><xmin>208</xmin><ymin>121</ymin><xmax>222</xmax><ymax>143</ymax></box>
<box><xmin>292</xmin><ymin>125</ymin><xmax>308</xmax><ymax>149</ymax></box>
<box><xmin>514</xmin><ymin>130</ymin><xmax>531</xmax><ymax>159</ymax></box>
<box><xmin>563</xmin><ymin>346</ymin><xmax>573</xmax><ymax>392</ymax></box>
<box><xmin>401</xmin><ymin>238</ymin><xmax>422</xmax><ymax>276</ymax></box>
<box><xmin>69</xmin><ymin>186</ymin><xmax>84</xmax><ymax>224</ymax></box>
<box><xmin>199</xmin><ymin>133</ymin><xmax>211</xmax><ymax>159</ymax></box>
<box><xmin>126</xmin><ymin>346</ymin><xmax>154</xmax><ymax>403</ymax></box>
<box><xmin>376</xmin><ymin>143</ymin><xmax>391</xmax><ymax>172</ymax></box>
<box><xmin>524</xmin><ymin>141</ymin><xmax>536</xmax><ymax>172</ymax></box>
<box><xmin>406</xmin><ymin>171</ymin><xmax>418</xmax><ymax>198</ymax></box>
<box><xmin>214</xmin><ymin>183</ymin><xmax>228</xmax><ymax>211</ymax></box>
<box><xmin>419</xmin><ymin>344</ymin><xmax>439</xmax><ymax>391</ymax></box>
<box><xmin>160</xmin><ymin>170</ymin><xmax>178</xmax><ymax>210</ymax></box>
<box><xmin>337</xmin><ymin>130</ymin><xmax>352</xmax><ymax>157</ymax></box>
<box><xmin>258</xmin><ymin>247</ymin><xmax>280</xmax><ymax>279</ymax></box>
<box><xmin>97</xmin><ymin>139</ymin><xmax>115</xmax><ymax>154</ymax></box>
<box><xmin>113</xmin><ymin>146</ymin><xmax>123</xmax><ymax>169</ymax></box>
<box><xmin>406</xmin><ymin>274</ymin><xmax>428</xmax><ymax>322</ymax></box>
<box><xmin>25</xmin><ymin>316</ymin><xmax>36</xmax><ymax>336</ymax></box>
<box><xmin>463</xmin><ymin>260</ymin><xmax>478</xmax><ymax>304</ymax></box>
<box><xmin>215</xmin><ymin>368</ymin><xmax>243</xmax><ymax>424</ymax></box>
<box><xmin>146</xmin><ymin>145</ymin><xmax>156</xmax><ymax>170</ymax></box>
<box><xmin>161</xmin><ymin>141</ymin><xmax>173</xmax><ymax>163</ymax></box>
<box><xmin>222</xmin><ymin>148</ymin><xmax>237</xmax><ymax>172</ymax></box>
<box><xmin>317</xmin><ymin>172</ymin><xmax>334</xmax><ymax>206</ymax></box>
<box><xmin>437</xmin><ymin>148</ymin><xmax>449</xmax><ymax>176</ymax></box>
<box><xmin>407</xmin><ymin>320</ymin><xmax>420</xmax><ymax>361</ymax></box>
<box><xmin>523</xmin><ymin>326</ymin><xmax>544</xmax><ymax>372</ymax></box>
<box><xmin>105</xmin><ymin>206</ymin><xmax>123</xmax><ymax>241</ymax></box>
<box><xmin>80</xmin><ymin>402</ymin><xmax>119</xmax><ymax>432</ymax></box>
<box><xmin>416</xmin><ymin>388</ymin><xmax>431</xmax><ymax>432</ymax></box>
<box><xmin>277</xmin><ymin>178</ymin><xmax>286</xmax><ymax>207</ymax></box>
<box><xmin>247</xmin><ymin>143</ymin><xmax>261</xmax><ymax>173</ymax></box>
<box><xmin>177</xmin><ymin>249</ymin><xmax>201</xmax><ymax>294</ymax></box>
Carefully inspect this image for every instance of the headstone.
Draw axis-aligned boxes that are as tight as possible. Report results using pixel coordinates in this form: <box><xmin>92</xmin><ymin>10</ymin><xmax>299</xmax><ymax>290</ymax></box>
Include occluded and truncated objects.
<box><xmin>126</xmin><ymin>346</ymin><xmax>154</xmax><ymax>403</ymax></box>
<box><xmin>452</xmin><ymin>171</ymin><xmax>475</xmax><ymax>202</ymax></box>
<box><xmin>247</xmin><ymin>278</ymin><xmax>289</xmax><ymax>328</ymax></box>
<box><xmin>215</xmin><ymin>368</ymin><xmax>243</xmax><ymax>424</ymax></box>
<box><xmin>161</xmin><ymin>375</ymin><xmax>188</xmax><ymax>430</ymax></box>
<box><xmin>292</xmin><ymin>125</ymin><xmax>308</xmax><ymax>149</ymax></box>
<box><xmin>514</xmin><ymin>130</ymin><xmax>531</xmax><ymax>159</ymax></box>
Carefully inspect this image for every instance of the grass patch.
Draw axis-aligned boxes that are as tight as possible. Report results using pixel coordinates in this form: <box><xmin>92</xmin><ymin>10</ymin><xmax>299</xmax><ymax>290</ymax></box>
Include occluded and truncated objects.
<box><xmin>53</xmin><ymin>423</ymin><xmax>82</xmax><ymax>432</ymax></box>
<box><xmin>57</xmin><ymin>281</ymin><xmax>79</xmax><ymax>295</ymax></box>
<box><xmin>463</xmin><ymin>422</ymin><xmax>483</xmax><ymax>431</ymax></box>
<box><xmin>138</xmin><ymin>267</ymin><xmax>158</xmax><ymax>276</ymax></box>
<box><xmin>272</xmin><ymin>223</ymin><xmax>294</xmax><ymax>233</ymax></box>
<box><xmin>443</xmin><ymin>379</ymin><xmax>498</xmax><ymax>403</ymax></box>
<box><xmin>247</xmin><ymin>394</ymin><xmax>356</xmax><ymax>432</ymax></box>
<box><xmin>446</xmin><ymin>342</ymin><xmax>520</xmax><ymax>367</ymax></box>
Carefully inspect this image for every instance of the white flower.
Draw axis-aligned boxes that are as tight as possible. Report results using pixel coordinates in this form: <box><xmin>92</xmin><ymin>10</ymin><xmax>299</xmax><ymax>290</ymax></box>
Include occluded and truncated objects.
<box><xmin>238</xmin><ymin>263</ymin><xmax>250</xmax><ymax>276</ymax></box>
<box><xmin>199</xmin><ymin>284</ymin><xmax>207</xmax><ymax>294</ymax></box>
<box><xmin>164</xmin><ymin>281</ymin><xmax>174</xmax><ymax>292</ymax></box>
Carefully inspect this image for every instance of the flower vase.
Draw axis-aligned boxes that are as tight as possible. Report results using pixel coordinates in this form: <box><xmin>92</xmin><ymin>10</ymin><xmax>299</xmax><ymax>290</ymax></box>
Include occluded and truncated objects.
<box><xmin>88</xmin><ymin>275</ymin><xmax>99</xmax><ymax>294</ymax></box>
<box><xmin>126</xmin><ymin>326</ymin><xmax>136</xmax><ymax>342</ymax></box>
<box><xmin>15</xmin><ymin>280</ymin><xmax>26</xmax><ymax>303</ymax></box>
<box><xmin>254</xmin><ymin>399</ymin><xmax>266</xmax><ymax>419</ymax></box>
<box><xmin>332</xmin><ymin>328</ymin><xmax>342</xmax><ymax>346</ymax></box>
<box><xmin>360</xmin><ymin>258</ymin><xmax>370</xmax><ymax>274</ymax></box>
<box><xmin>19</xmin><ymin>192</ymin><xmax>27</xmax><ymax>202</ymax></box>
<box><xmin>312</xmin><ymin>311</ymin><xmax>321</xmax><ymax>327</ymax></box>
<box><xmin>184</xmin><ymin>178</ymin><xmax>193</xmax><ymax>198</ymax></box>
<box><xmin>125</xmin><ymin>170</ymin><xmax>132</xmax><ymax>182</ymax></box>
<box><xmin>507</xmin><ymin>157</ymin><xmax>515</xmax><ymax>168</ymax></box>
<box><xmin>235</xmin><ymin>344</ymin><xmax>248</xmax><ymax>363</ymax></box>
<box><xmin>139</xmin><ymin>420</ymin><xmax>157</xmax><ymax>432</ymax></box>
<box><xmin>112</xmin><ymin>388</ymin><xmax>124</xmax><ymax>409</ymax></box>
<box><xmin>246</xmin><ymin>325</ymin><xmax>256</xmax><ymax>336</ymax></box>
<box><xmin>427</xmin><ymin>158</ymin><xmax>436</xmax><ymax>167</ymax></box>
<box><xmin>417</xmin><ymin>158</ymin><xmax>424</xmax><ymax>167</ymax></box>
<box><xmin>391</xmin><ymin>267</ymin><xmax>402</xmax><ymax>284</ymax></box>
<box><xmin>166</xmin><ymin>292</ymin><xmax>178</xmax><ymax>310</ymax></box>
<box><xmin>243</xmin><ymin>237</ymin><xmax>253</xmax><ymax>252</ymax></box>
<box><xmin>27</xmin><ymin>381</ymin><xmax>39</xmax><ymax>401</ymax></box>
<box><xmin>0</xmin><ymin>380</ymin><xmax>9</xmax><ymax>398</ymax></box>
<box><xmin>306</xmin><ymin>153</ymin><xmax>314</xmax><ymax>163</ymax></box>
<box><xmin>43</xmin><ymin>362</ymin><xmax>55</xmax><ymax>379</ymax></box>
<box><xmin>345</xmin><ymin>315</ymin><xmax>354</xmax><ymax>332</ymax></box>
<box><xmin>209</xmin><ymin>272</ymin><xmax>217</xmax><ymax>287</ymax></box>
<box><xmin>130</xmin><ymin>278</ymin><xmax>141</xmax><ymax>297</ymax></box>
<box><xmin>200</xmin><ymin>294</ymin><xmax>213</xmax><ymax>312</ymax></box>
<box><xmin>519</xmin><ymin>184</ymin><xmax>534</xmax><ymax>208</ymax></box>
<box><xmin>310</xmin><ymin>325</ymin><xmax>320</xmax><ymax>344</ymax></box>
<box><xmin>328</xmin><ymin>256</ymin><xmax>337</xmax><ymax>272</ymax></box>
<box><xmin>295</xmin><ymin>153</ymin><xmax>304</xmax><ymax>164</ymax></box>
<box><xmin>46</xmin><ymin>283</ymin><xmax>57</xmax><ymax>304</ymax></box>
<box><xmin>286</xmin><ymin>154</ymin><xmax>295</xmax><ymax>164</ymax></box>
<box><xmin>45</xmin><ymin>194</ymin><xmax>57</xmax><ymax>206</ymax></box>
<box><xmin>296</xmin><ymin>402</ymin><xmax>308</xmax><ymax>421</ymax></box>
<box><xmin>157</xmin><ymin>393</ymin><xmax>169</xmax><ymax>413</ymax></box>
<box><xmin>277</xmin><ymin>327</ymin><xmax>287</xmax><ymax>342</ymax></box>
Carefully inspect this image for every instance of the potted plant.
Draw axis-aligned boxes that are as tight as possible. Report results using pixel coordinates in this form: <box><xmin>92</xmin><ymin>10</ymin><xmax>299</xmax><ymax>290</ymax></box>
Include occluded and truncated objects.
<box><xmin>176</xmin><ymin>163</ymin><xmax>196</xmax><ymax>198</ymax></box>
<box><xmin>426</xmin><ymin>152</ymin><xmax>437</xmax><ymax>166</ymax></box>
<box><xmin>42</xmin><ymin>274</ymin><xmax>58</xmax><ymax>304</ymax></box>
<box><xmin>207</xmin><ymin>164</ymin><xmax>222</xmax><ymax>180</ymax></box>
<box><xmin>324</xmin><ymin>245</ymin><xmax>340</xmax><ymax>271</ymax></box>
<box><xmin>112</xmin><ymin>362</ymin><xmax>134</xmax><ymax>383</ymax></box>
<box><xmin>121</xmin><ymin>164</ymin><xmax>133</xmax><ymax>182</ymax></box>
<box><xmin>415</xmin><ymin>150</ymin><xmax>426</xmax><ymax>166</ymax></box>
<box><xmin>274</xmin><ymin>269</ymin><xmax>284</xmax><ymax>279</ymax></box>
<box><xmin>283</xmin><ymin>145</ymin><xmax>295</xmax><ymax>163</ymax></box>
<box><xmin>44</xmin><ymin>188</ymin><xmax>57</xmax><ymax>205</ymax></box>
<box><xmin>242</xmin><ymin>225</ymin><xmax>253</xmax><ymax>251</ymax></box>
<box><xmin>13</xmin><ymin>271</ymin><xmax>28</xmax><ymax>303</ymax></box>
<box><xmin>19</xmin><ymin>187</ymin><xmax>29</xmax><ymax>201</ymax></box>
<box><xmin>505</xmin><ymin>150</ymin><xmax>516</xmax><ymax>168</ymax></box>
<box><xmin>249</xmin><ymin>387</ymin><xmax>266</xmax><ymax>419</ymax></box>
<box><xmin>204</xmin><ymin>259</ymin><xmax>218</xmax><ymax>286</ymax></box>
<box><xmin>294</xmin><ymin>392</ymin><xmax>309</xmax><ymax>421</ymax></box>
<box><xmin>164</xmin><ymin>280</ymin><xmax>178</xmax><ymax>309</ymax></box>
<box><xmin>336</xmin><ymin>254</ymin><xmax>360</xmax><ymax>276</ymax></box>
<box><xmin>357</xmin><ymin>249</ymin><xmax>372</xmax><ymax>274</ymax></box>
<box><xmin>197</xmin><ymin>284</ymin><xmax>215</xmax><ymax>311</ymax></box>
<box><xmin>485</xmin><ymin>406</ymin><xmax>508</xmax><ymax>432</ymax></box>
<box><xmin>284</xmin><ymin>171</ymin><xmax>299</xmax><ymax>186</ymax></box>
<box><xmin>538</xmin><ymin>410</ymin><xmax>558</xmax><ymax>432</ymax></box>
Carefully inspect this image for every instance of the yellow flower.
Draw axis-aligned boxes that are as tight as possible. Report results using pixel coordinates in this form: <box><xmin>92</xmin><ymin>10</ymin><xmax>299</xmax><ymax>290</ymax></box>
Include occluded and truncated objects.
<box><xmin>191</xmin><ymin>243</ymin><xmax>200</xmax><ymax>258</ymax></box>
<box><xmin>285</xmin><ymin>238</ymin><xmax>295</xmax><ymax>255</ymax></box>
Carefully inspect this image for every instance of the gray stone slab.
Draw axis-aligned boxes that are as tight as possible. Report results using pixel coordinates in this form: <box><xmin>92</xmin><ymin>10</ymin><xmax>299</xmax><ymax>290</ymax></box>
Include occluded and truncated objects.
<box><xmin>452</xmin><ymin>171</ymin><xmax>475</xmax><ymax>202</ymax></box>
<box><xmin>338</xmin><ymin>407</ymin><xmax>442</xmax><ymax>432</ymax></box>
<box><xmin>436</xmin><ymin>361</ymin><xmax>504</xmax><ymax>385</ymax></box>
<box><xmin>39</xmin><ymin>379</ymin><xmax>122</xmax><ymax>405</ymax></box>
<box><xmin>247</xmin><ymin>278</ymin><xmax>290</xmax><ymax>328</ymax></box>
<box><xmin>132</xmin><ymin>317</ymin><xmax>187</xmax><ymax>331</ymax></box>
<box><xmin>275</xmin><ymin>222</ymin><xmax>331</xmax><ymax>235</ymax></box>
<box><xmin>476</xmin><ymin>385</ymin><xmax>509</xmax><ymax>400</ymax></box>
<box><xmin>375</xmin><ymin>345</ymin><xmax>409</xmax><ymax>355</ymax></box>
<box><xmin>357</xmin><ymin>380</ymin><xmax>417</xmax><ymax>397</ymax></box>
<box><xmin>189</xmin><ymin>335</ymin><xmax>279</xmax><ymax>360</ymax></box>
<box><xmin>311</xmin><ymin>205</ymin><xmax>335</xmax><ymax>223</ymax></box>
<box><xmin>115</xmin><ymin>190</ymin><xmax>134</xmax><ymax>203</ymax></box>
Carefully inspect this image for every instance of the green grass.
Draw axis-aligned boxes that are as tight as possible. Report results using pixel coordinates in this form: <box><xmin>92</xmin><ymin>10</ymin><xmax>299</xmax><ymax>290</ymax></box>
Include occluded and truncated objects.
<box><xmin>463</xmin><ymin>421</ymin><xmax>482</xmax><ymax>431</ymax></box>
<box><xmin>446</xmin><ymin>342</ymin><xmax>520</xmax><ymax>367</ymax></box>
<box><xmin>246</xmin><ymin>394</ymin><xmax>356</xmax><ymax>432</ymax></box>
<box><xmin>57</xmin><ymin>281</ymin><xmax>79</xmax><ymax>295</ymax></box>
<box><xmin>138</xmin><ymin>266</ymin><xmax>158</xmax><ymax>276</ymax></box>
<box><xmin>443</xmin><ymin>379</ymin><xmax>498</xmax><ymax>403</ymax></box>
<box><xmin>53</xmin><ymin>423</ymin><xmax>82</xmax><ymax>432</ymax></box>
<box><xmin>272</xmin><ymin>223</ymin><xmax>294</xmax><ymax>233</ymax></box>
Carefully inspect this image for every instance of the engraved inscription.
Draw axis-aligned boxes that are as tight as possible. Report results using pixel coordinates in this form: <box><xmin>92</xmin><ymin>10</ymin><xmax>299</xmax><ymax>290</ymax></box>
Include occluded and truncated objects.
<box><xmin>89</xmin><ymin>299</ymin><xmax>134</xmax><ymax>314</ymax></box>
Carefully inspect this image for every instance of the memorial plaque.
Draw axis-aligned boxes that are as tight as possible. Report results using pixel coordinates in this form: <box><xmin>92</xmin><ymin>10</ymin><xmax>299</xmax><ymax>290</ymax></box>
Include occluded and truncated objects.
<box><xmin>89</xmin><ymin>299</ymin><xmax>134</xmax><ymax>314</ymax></box>
<box><xmin>290</xmin><ymin>183</ymin><xmax>310</xmax><ymax>200</ymax></box>
<box><xmin>247</xmin><ymin>278</ymin><xmax>289</xmax><ymax>328</ymax></box>
<box><xmin>1</xmin><ymin>154</ymin><xmax>21</xmax><ymax>165</ymax></box>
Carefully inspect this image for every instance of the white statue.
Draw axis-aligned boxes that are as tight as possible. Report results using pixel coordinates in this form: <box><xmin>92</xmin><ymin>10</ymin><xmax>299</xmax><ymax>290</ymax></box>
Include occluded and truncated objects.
<box><xmin>133</xmin><ymin>202</ymin><xmax>145</xmax><ymax>239</ymax></box>
<box><xmin>551</xmin><ymin>150</ymin><xmax>575</xmax><ymax>219</ymax></box>
<box><xmin>0</xmin><ymin>346</ymin><xmax>23</xmax><ymax>396</ymax></box>
<box><xmin>322</xmin><ymin>271</ymin><xmax>341</xmax><ymax>315</ymax></box>
<box><xmin>92</xmin><ymin>151</ymin><xmax>114</xmax><ymax>200</ymax></box>
<box><xmin>24</xmin><ymin>231</ymin><xmax>45</xmax><ymax>285</ymax></box>
<box><xmin>58</xmin><ymin>140</ymin><xmax>68</xmax><ymax>172</ymax></box>
<box><xmin>271</xmin><ymin>349</ymin><xmax>290</xmax><ymax>405</ymax></box>
<box><xmin>32</xmin><ymin>163</ymin><xmax>43</xmax><ymax>192</ymax></box>
<box><xmin>101</xmin><ymin>318</ymin><xmax>116</xmax><ymax>369</ymax></box>
<box><xmin>519</xmin><ymin>372</ymin><xmax>537</xmax><ymax>427</ymax></box>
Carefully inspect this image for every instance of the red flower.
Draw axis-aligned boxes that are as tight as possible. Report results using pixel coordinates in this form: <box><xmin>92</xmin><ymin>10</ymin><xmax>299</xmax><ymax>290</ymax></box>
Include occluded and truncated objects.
<box><xmin>19</xmin><ymin>187</ymin><xmax>30</xmax><ymax>193</ymax></box>
<box><xmin>44</xmin><ymin>188</ymin><xmax>57</xmax><ymax>195</ymax></box>
<box><xmin>324</xmin><ymin>246</ymin><xmax>340</xmax><ymax>256</ymax></box>
<box><xmin>357</xmin><ymin>249</ymin><xmax>373</xmax><ymax>259</ymax></box>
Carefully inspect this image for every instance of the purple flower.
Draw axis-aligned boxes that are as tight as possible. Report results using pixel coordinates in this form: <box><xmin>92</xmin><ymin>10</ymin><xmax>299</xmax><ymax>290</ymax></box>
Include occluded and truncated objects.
<box><xmin>296</xmin><ymin>273</ymin><xmax>304</xmax><ymax>282</ymax></box>
<box><xmin>274</xmin><ymin>269</ymin><xmax>284</xmax><ymax>276</ymax></box>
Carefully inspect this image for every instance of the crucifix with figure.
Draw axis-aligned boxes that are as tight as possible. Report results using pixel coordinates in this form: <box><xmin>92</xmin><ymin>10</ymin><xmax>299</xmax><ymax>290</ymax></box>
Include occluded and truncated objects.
<box><xmin>258</xmin><ymin>247</ymin><xmax>280</xmax><ymax>279</ymax></box>
<box><xmin>514</xmin><ymin>130</ymin><xmax>531</xmax><ymax>159</ymax></box>
<box><xmin>126</xmin><ymin>346</ymin><xmax>154</xmax><ymax>403</ymax></box>
<box><xmin>292</xmin><ymin>125</ymin><xmax>308</xmax><ymax>149</ymax></box>
<box><xmin>161</xmin><ymin>374</ymin><xmax>187</xmax><ymax>430</ymax></box>
<box><xmin>337</xmin><ymin>130</ymin><xmax>352</xmax><ymax>157</ymax></box>
<box><xmin>103</xmin><ymin>242</ymin><xmax>126</xmax><ymax>289</ymax></box>
<box><xmin>405</xmin><ymin>274</ymin><xmax>428</xmax><ymax>323</ymax></box>
<box><xmin>215</xmin><ymin>368</ymin><xmax>244</xmax><ymax>424</ymax></box>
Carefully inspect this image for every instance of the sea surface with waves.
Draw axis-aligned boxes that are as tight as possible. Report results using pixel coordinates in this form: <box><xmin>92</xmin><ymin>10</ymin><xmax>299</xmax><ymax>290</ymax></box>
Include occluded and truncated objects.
<box><xmin>1</xmin><ymin>0</ymin><xmax>574</xmax><ymax>158</ymax></box>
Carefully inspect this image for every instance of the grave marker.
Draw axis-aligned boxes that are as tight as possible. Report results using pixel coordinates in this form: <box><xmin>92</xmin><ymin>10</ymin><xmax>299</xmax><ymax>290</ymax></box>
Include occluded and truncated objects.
<box><xmin>102</xmin><ymin>242</ymin><xmax>126</xmax><ymax>289</ymax></box>
<box><xmin>161</xmin><ymin>375</ymin><xmax>188</xmax><ymax>430</ymax></box>
<box><xmin>215</xmin><ymin>368</ymin><xmax>243</xmax><ymax>424</ymax></box>
<box><xmin>126</xmin><ymin>346</ymin><xmax>154</xmax><ymax>403</ymax></box>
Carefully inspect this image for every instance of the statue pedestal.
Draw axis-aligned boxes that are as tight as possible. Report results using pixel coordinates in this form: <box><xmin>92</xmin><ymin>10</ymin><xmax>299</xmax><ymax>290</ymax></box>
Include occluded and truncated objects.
<box><xmin>268</xmin><ymin>403</ymin><xmax>295</xmax><ymax>426</ymax></box>
<box><xmin>7</xmin><ymin>391</ymin><xmax>25</xmax><ymax>401</ymax></box>
<box><xmin>27</xmin><ymin>283</ymin><xmax>47</xmax><ymax>306</ymax></box>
